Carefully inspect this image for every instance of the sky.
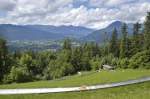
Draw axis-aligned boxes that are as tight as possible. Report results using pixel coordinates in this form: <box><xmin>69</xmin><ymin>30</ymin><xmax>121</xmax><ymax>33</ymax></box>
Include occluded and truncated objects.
<box><xmin>0</xmin><ymin>0</ymin><xmax>150</xmax><ymax>29</ymax></box>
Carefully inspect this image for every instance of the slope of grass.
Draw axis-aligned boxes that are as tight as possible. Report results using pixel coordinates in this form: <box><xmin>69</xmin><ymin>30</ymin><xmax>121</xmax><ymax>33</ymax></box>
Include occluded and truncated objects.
<box><xmin>0</xmin><ymin>81</ymin><xmax>150</xmax><ymax>99</ymax></box>
<box><xmin>0</xmin><ymin>69</ymin><xmax>149</xmax><ymax>89</ymax></box>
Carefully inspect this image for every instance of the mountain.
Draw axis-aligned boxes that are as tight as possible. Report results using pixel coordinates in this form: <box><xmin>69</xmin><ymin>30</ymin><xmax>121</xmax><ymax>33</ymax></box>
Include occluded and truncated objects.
<box><xmin>0</xmin><ymin>24</ymin><xmax>94</xmax><ymax>41</ymax></box>
<box><xmin>80</xmin><ymin>21</ymin><xmax>136</xmax><ymax>43</ymax></box>
<box><xmin>27</xmin><ymin>25</ymin><xmax>94</xmax><ymax>38</ymax></box>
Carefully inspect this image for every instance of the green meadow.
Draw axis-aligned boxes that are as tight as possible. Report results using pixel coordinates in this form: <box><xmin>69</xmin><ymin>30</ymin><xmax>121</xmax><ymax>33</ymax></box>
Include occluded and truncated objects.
<box><xmin>0</xmin><ymin>69</ymin><xmax>149</xmax><ymax>89</ymax></box>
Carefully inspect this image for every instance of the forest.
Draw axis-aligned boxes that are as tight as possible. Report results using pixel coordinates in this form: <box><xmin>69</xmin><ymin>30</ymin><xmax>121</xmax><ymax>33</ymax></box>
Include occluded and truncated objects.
<box><xmin>0</xmin><ymin>12</ymin><xmax>150</xmax><ymax>84</ymax></box>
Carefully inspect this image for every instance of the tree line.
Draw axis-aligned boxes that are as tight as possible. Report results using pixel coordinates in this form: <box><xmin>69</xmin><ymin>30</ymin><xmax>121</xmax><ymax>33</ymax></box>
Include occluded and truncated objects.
<box><xmin>0</xmin><ymin>12</ymin><xmax>150</xmax><ymax>84</ymax></box>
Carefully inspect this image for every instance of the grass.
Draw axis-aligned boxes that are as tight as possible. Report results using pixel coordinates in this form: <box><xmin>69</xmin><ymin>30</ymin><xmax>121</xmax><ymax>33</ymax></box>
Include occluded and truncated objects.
<box><xmin>0</xmin><ymin>69</ymin><xmax>150</xmax><ymax>89</ymax></box>
<box><xmin>0</xmin><ymin>81</ymin><xmax>149</xmax><ymax>99</ymax></box>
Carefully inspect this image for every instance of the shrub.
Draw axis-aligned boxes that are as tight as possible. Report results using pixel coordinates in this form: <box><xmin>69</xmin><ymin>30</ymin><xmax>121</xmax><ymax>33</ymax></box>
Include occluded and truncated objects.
<box><xmin>129</xmin><ymin>50</ymin><xmax>150</xmax><ymax>69</ymax></box>
<box><xmin>2</xmin><ymin>74</ymin><xmax>12</xmax><ymax>84</ymax></box>
<box><xmin>9</xmin><ymin>66</ymin><xmax>32</xmax><ymax>83</ymax></box>
<box><xmin>117</xmin><ymin>58</ymin><xmax>129</xmax><ymax>69</ymax></box>
<box><xmin>111</xmin><ymin>58</ymin><xmax>119</xmax><ymax>68</ymax></box>
<box><xmin>90</xmin><ymin>56</ymin><xmax>101</xmax><ymax>70</ymax></box>
<box><xmin>43</xmin><ymin>60</ymin><xmax>74</xmax><ymax>80</ymax></box>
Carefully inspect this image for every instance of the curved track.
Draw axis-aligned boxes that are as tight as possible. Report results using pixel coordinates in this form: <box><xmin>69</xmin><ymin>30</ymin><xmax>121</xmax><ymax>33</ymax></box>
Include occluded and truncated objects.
<box><xmin>0</xmin><ymin>77</ymin><xmax>150</xmax><ymax>95</ymax></box>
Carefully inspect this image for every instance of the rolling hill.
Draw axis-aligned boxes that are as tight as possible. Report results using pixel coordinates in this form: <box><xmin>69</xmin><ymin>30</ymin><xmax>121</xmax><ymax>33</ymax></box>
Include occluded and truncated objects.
<box><xmin>0</xmin><ymin>24</ymin><xmax>94</xmax><ymax>41</ymax></box>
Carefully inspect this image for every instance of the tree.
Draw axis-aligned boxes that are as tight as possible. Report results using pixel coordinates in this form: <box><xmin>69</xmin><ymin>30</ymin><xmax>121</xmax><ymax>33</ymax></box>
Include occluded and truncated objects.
<box><xmin>0</xmin><ymin>38</ymin><xmax>9</xmax><ymax>81</ymax></box>
<box><xmin>90</xmin><ymin>42</ymin><xmax>100</xmax><ymax>57</ymax></box>
<box><xmin>129</xmin><ymin>50</ymin><xmax>150</xmax><ymax>69</ymax></box>
<box><xmin>71</xmin><ymin>47</ymin><xmax>82</xmax><ymax>72</ymax></box>
<box><xmin>90</xmin><ymin>55</ymin><xmax>101</xmax><ymax>70</ymax></box>
<box><xmin>144</xmin><ymin>12</ymin><xmax>150</xmax><ymax>50</ymax></box>
<box><xmin>117</xmin><ymin>58</ymin><xmax>129</xmax><ymax>69</ymax></box>
<box><xmin>103</xmin><ymin>32</ymin><xmax>109</xmax><ymax>56</ymax></box>
<box><xmin>8</xmin><ymin>66</ymin><xmax>32</xmax><ymax>83</ymax></box>
<box><xmin>132</xmin><ymin>22</ymin><xmax>142</xmax><ymax>54</ymax></box>
<box><xmin>109</xmin><ymin>28</ymin><xmax>119</xmax><ymax>57</ymax></box>
<box><xmin>82</xmin><ymin>42</ymin><xmax>100</xmax><ymax>58</ymax></box>
<box><xmin>44</xmin><ymin>60</ymin><xmax>74</xmax><ymax>80</ymax></box>
<box><xmin>120</xmin><ymin>23</ymin><xmax>128</xmax><ymax>58</ymax></box>
<box><xmin>32</xmin><ymin>51</ymin><xmax>57</xmax><ymax>78</ymax></box>
<box><xmin>80</xmin><ymin>51</ymin><xmax>91</xmax><ymax>71</ymax></box>
<box><xmin>62</xmin><ymin>39</ymin><xmax>72</xmax><ymax>50</ymax></box>
<box><xmin>19</xmin><ymin>53</ymin><xmax>33</xmax><ymax>72</ymax></box>
<box><xmin>133</xmin><ymin>22</ymin><xmax>141</xmax><ymax>37</ymax></box>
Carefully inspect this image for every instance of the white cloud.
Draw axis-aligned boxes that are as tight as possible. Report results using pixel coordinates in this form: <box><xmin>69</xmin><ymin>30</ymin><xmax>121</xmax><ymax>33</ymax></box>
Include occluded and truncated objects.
<box><xmin>0</xmin><ymin>0</ymin><xmax>16</xmax><ymax>12</ymax></box>
<box><xmin>0</xmin><ymin>0</ymin><xmax>150</xmax><ymax>29</ymax></box>
<box><xmin>106</xmin><ymin>0</ymin><xmax>135</xmax><ymax>6</ymax></box>
<box><xmin>9</xmin><ymin>0</ymin><xmax>73</xmax><ymax>17</ymax></box>
<box><xmin>89</xmin><ymin>0</ymin><xmax>136</xmax><ymax>7</ymax></box>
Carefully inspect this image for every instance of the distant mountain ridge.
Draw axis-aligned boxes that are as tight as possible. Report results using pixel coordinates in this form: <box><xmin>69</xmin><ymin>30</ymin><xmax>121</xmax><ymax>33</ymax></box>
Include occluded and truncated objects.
<box><xmin>80</xmin><ymin>21</ymin><xmax>143</xmax><ymax>43</ymax></box>
<box><xmin>0</xmin><ymin>24</ymin><xmax>94</xmax><ymax>41</ymax></box>
<box><xmin>0</xmin><ymin>21</ymin><xmax>143</xmax><ymax>42</ymax></box>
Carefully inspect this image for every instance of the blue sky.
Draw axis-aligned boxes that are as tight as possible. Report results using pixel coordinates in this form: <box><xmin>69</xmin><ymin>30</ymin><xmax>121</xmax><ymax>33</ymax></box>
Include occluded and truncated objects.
<box><xmin>0</xmin><ymin>0</ymin><xmax>150</xmax><ymax>29</ymax></box>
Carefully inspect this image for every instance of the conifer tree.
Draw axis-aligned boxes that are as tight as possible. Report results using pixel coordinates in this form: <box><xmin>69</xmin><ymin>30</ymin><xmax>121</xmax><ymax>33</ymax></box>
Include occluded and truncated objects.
<box><xmin>133</xmin><ymin>22</ymin><xmax>141</xmax><ymax>37</ymax></box>
<box><xmin>132</xmin><ymin>22</ymin><xmax>141</xmax><ymax>54</ymax></box>
<box><xmin>63</xmin><ymin>38</ymin><xmax>71</xmax><ymax>50</ymax></box>
<box><xmin>120</xmin><ymin>23</ymin><xmax>128</xmax><ymax>58</ymax></box>
<box><xmin>103</xmin><ymin>32</ymin><xmax>109</xmax><ymax>56</ymax></box>
<box><xmin>109</xmin><ymin>28</ymin><xmax>119</xmax><ymax>57</ymax></box>
<box><xmin>144</xmin><ymin>12</ymin><xmax>150</xmax><ymax>50</ymax></box>
<box><xmin>0</xmin><ymin>38</ymin><xmax>8</xmax><ymax>81</ymax></box>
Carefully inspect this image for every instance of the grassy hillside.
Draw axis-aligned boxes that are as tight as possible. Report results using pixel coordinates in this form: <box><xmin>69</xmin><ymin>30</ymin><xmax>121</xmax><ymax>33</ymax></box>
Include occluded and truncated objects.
<box><xmin>0</xmin><ymin>69</ymin><xmax>149</xmax><ymax>89</ymax></box>
<box><xmin>0</xmin><ymin>81</ymin><xmax>149</xmax><ymax>99</ymax></box>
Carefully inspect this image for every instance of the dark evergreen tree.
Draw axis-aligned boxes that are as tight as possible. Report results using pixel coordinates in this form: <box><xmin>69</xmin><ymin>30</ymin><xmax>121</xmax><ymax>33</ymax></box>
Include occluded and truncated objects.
<box><xmin>144</xmin><ymin>12</ymin><xmax>150</xmax><ymax>50</ymax></box>
<box><xmin>131</xmin><ymin>22</ymin><xmax>142</xmax><ymax>55</ymax></box>
<box><xmin>62</xmin><ymin>39</ymin><xmax>71</xmax><ymax>50</ymax></box>
<box><xmin>133</xmin><ymin>22</ymin><xmax>141</xmax><ymax>37</ymax></box>
<box><xmin>120</xmin><ymin>23</ymin><xmax>128</xmax><ymax>58</ymax></box>
<box><xmin>71</xmin><ymin>47</ymin><xmax>82</xmax><ymax>72</ymax></box>
<box><xmin>0</xmin><ymin>38</ymin><xmax>9</xmax><ymax>81</ymax></box>
<box><xmin>109</xmin><ymin>28</ymin><xmax>119</xmax><ymax>57</ymax></box>
<box><xmin>103</xmin><ymin>32</ymin><xmax>109</xmax><ymax>56</ymax></box>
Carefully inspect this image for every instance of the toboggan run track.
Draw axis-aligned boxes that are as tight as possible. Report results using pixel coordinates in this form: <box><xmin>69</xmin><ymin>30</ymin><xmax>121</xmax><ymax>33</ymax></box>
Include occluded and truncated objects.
<box><xmin>0</xmin><ymin>77</ymin><xmax>150</xmax><ymax>95</ymax></box>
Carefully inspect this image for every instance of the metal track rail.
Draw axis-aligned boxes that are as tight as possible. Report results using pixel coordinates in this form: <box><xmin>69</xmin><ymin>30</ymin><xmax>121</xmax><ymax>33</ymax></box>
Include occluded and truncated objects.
<box><xmin>0</xmin><ymin>77</ymin><xmax>149</xmax><ymax>95</ymax></box>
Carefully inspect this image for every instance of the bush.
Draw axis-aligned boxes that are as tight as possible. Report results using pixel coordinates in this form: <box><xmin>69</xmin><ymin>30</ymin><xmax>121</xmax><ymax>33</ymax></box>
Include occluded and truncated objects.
<box><xmin>129</xmin><ymin>50</ymin><xmax>150</xmax><ymax>69</ymax></box>
<box><xmin>2</xmin><ymin>74</ymin><xmax>12</xmax><ymax>84</ymax></box>
<box><xmin>111</xmin><ymin>58</ymin><xmax>119</xmax><ymax>68</ymax></box>
<box><xmin>9</xmin><ymin>66</ymin><xmax>32</xmax><ymax>83</ymax></box>
<box><xmin>43</xmin><ymin>60</ymin><xmax>74</xmax><ymax>80</ymax></box>
<box><xmin>117</xmin><ymin>58</ymin><xmax>129</xmax><ymax>69</ymax></box>
<box><xmin>90</xmin><ymin>56</ymin><xmax>101</xmax><ymax>70</ymax></box>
